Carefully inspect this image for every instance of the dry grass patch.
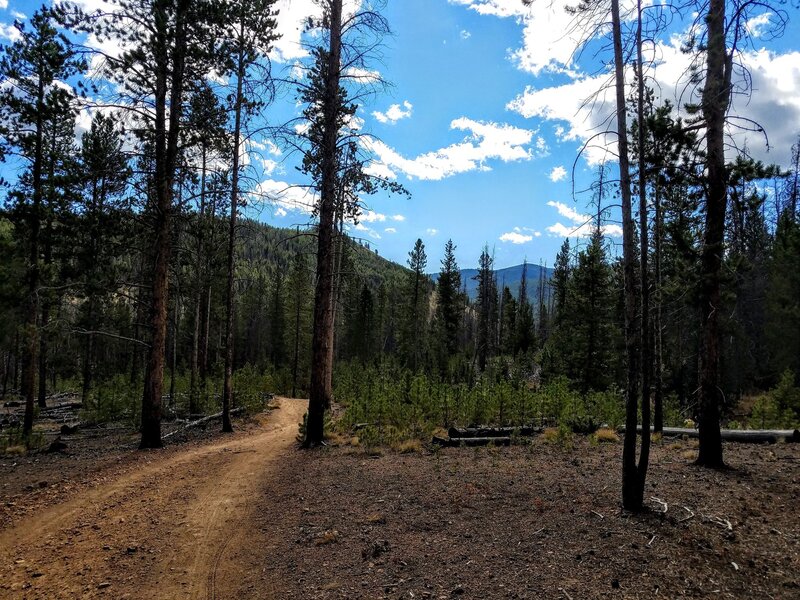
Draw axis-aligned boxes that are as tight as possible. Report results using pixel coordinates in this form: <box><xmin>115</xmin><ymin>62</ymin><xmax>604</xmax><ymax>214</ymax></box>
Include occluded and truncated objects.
<box><xmin>681</xmin><ymin>450</ymin><xmax>697</xmax><ymax>461</ymax></box>
<box><xmin>4</xmin><ymin>445</ymin><xmax>26</xmax><ymax>456</ymax></box>
<box><xmin>592</xmin><ymin>428</ymin><xmax>620</xmax><ymax>443</ymax></box>
<box><xmin>542</xmin><ymin>427</ymin><xmax>560</xmax><ymax>443</ymax></box>
<box><xmin>393</xmin><ymin>439</ymin><xmax>423</xmax><ymax>454</ymax></box>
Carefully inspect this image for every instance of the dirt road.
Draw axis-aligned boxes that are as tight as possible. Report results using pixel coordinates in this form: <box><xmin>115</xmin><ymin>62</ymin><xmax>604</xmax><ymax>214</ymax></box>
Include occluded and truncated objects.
<box><xmin>0</xmin><ymin>398</ymin><xmax>306</xmax><ymax>599</ymax></box>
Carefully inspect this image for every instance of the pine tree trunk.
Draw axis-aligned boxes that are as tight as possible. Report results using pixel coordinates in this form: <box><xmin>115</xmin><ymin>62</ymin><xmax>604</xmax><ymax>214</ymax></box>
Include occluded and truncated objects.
<box><xmin>140</xmin><ymin>0</ymin><xmax>189</xmax><ymax>449</ymax></box>
<box><xmin>222</xmin><ymin>42</ymin><xmax>246</xmax><ymax>435</ymax></box>
<box><xmin>189</xmin><ymin>147</ymin><xmax>207</xmax><ymax>415</ymax></box>
<box><xmin>612</xmin><ymin>0</ymin><xmax>644</xmax><ymax>512</ymax></box>
<box><xmin>634</xmin><ymin>0</ymin><xmax>651</xmax><ymax>494</ymax></box>
<box><xmin>22</xmin><ymin>73</ymin><xmax>46</xmax><ymax>437</ymax></box>
<box><xmin>37</xmin><ymin>217</ymin><xmax>53</xmax><ymax>409</ymax></box>
<box><xmin>696</xmin><ymin>0</ymin><xmax>729</xmax><ymax>469</ymax></box>
<box><xmin>37</xmin><ymin>299</ymin><xmax>50</xmax><ymax>408</ymax></box>
<box><xmin>306</xmin><ymin>0</ymin><xmax>343</xmax><ymax>447</ymax></box>
<box><xmin>654</xmin><ymin>181</ymin><xmax>664</xmax><ymax>433</ymax></box>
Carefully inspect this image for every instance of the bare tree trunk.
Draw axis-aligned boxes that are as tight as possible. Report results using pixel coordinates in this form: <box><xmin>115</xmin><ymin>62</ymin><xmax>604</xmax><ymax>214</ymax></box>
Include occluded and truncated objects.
<box><xmin>634</xmin><ymin>0</ymin><xmax>651</xmax><ymax>491</ymax></box>
<box><xmin>140</xmin><ymin>0</ymin><xmax>189</xmax><ymax>449</ymax></box>
<box><xmin>306</xmin><ymin>0</ymin><xmax>343</xmax><ymax>447</ymax></box>
<box><xmin>292</xmin><ymin>295</ymin><xmax>302</xmax><ymax>398</ymax></box>
<box><xmin>189</xmin><ymin>146</ymin><xmax>207</xmax><ymax>415</ymax></box>
<box><xmin>654</xmin><ymin>180</ymin><xmax>664</xmax><ymax>433</ymax></box>
<box><xmin>37</xmin><ymin>298</ymin><xmax>50</xmax><ymax>408</ymax></box>
<box><xmin>696</xmin><ymin>0</ymin><xmax>730</xmax><ymax>469</ymax></box>
<box><xmin>222</xmin><ymin>20</ymin><xmax>248</xmax><ymax>434</ymax></box>
<box><xmin>22</xmin><ymin>73</ymin><xmax>46</xmax><ymax>437</ymax></box>
<box><xmin>2</xmin><ymin>348</ymin><xmax>11</xmax><ymax>398</ymax></box>
<box><xmin>612</xmin><ymin>0</ymin><xmax>645</xmax><ymax>512</ymax></box>
<box><xmin>169</xmin><ymin>267</ymin><xmax>180</xmax><ymax>413</ymax></box>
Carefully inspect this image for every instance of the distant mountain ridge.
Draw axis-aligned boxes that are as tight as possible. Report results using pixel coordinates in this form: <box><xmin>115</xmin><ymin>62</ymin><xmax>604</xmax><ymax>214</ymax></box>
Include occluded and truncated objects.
<box><xmin>430</xmin><ymin>263</ymin><xmax>553</xmax><ymax>302</ymax></box>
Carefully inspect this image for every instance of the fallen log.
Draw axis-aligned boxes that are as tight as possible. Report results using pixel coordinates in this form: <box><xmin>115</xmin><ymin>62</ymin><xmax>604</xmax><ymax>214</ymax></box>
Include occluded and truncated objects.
<box><xmin>448</xmin><ymin>426</ymin><xmax>542</xmax><ymax>439</ymax></box>
<box><xmin>432</xmin><ymin>435</ymin><xmax>512</xmax><ymax>447</ymax></box>
<box><xmin>162</xmin><ymin>407</ymin><xmax>245</xmax><ymax>440</ymax></box>
<box><xmin>627</xmin><ymin>426</ymin><xmax>799</xmax><ymax>444</ymax></box>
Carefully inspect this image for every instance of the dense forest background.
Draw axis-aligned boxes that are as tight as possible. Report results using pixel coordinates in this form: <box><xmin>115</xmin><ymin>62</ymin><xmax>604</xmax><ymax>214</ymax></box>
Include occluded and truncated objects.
<box><xmin>0</xmin><ymin>2</ymin><xmax>799</xmax><ymax>462</ymax></box>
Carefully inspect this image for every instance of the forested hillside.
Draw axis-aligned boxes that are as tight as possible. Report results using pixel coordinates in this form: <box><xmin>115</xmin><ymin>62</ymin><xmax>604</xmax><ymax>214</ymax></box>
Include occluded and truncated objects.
<box><xmin>0</xmin><ymin>0</ymin><xmax>797</xmax><ymax>501</ymax></box>
<box><xmin>1</xmin><ymin>1</ymin><xmax>800</xmax><ymax>598</ymax></box>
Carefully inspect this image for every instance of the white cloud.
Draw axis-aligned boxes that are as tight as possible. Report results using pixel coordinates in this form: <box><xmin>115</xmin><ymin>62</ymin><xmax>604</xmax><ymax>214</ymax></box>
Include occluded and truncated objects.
<box><xmin>460</xmin><ymin>30</ymin><xmax>471</xmax><ymax>40</ymax></box>
<box><xmin>366</xmin><ymin>118</ymin><xmax>540</xmax><ymax>181</ymax></box>
<box><xmin>499</xmin><ymin>231</ymin><xmax>533</xmax><ymax>244</ymax></box>
<box><xmin>426</xmin><ymin>228</ymin><xmax>439</xmax><ymax>236</ymax></box>
<box><xmin>392</xmin><ymin>214</ymin><xmax>406</xmax><ymax>222</ymax></box>
<box><xmin>449</xmin><ymin>0</ymin><xmax>604</xmax><ymax>77</ymax></box>
<box><xmin>508</xmin><ymin>33</ymin><xmax>800</xmax><ymax>167</ymax></box>
<box><xmin>344</xmin><ymin>66</ymin><xmax>381</xmax><ymax>83</ymax></box>
<box><xmin>546</xmin><ymin>200</ymin><xmax>622</xmax><ymax>238</ymax></box>
<box><xmin>372</xmin><ymin>101</ymin><xmax>413</xmax><ymax>125</ymax></box>
<box><xmin>549</xmin><ymin>165</ymin><xmax>568</xmax><ymax>182</ymax></box>
<box><xmin>272</xmin><ymin>0</ymin><xmax>363</xmax><ymax>62</ymax></box>
<box><xmin>0</xmin><ymin>22</ymin><xmax>20</xmax><ymax>42</ymax></box>
<box><xmin>256</xmin><ymin>179</ymin><xmax>316</xmax><ymax>214</ymax></box>
<box><xmin>384</xmin><ymin>227</ymin><xmax>397</xmax><ymax>234</ymax></box>
<box><xmin>746</xmin><ymin>12</ymin><xmax>772</xmax><ymax>38</ymax></box>
<box><xmin>0</xmin><ymin>1</ymin><xmax>9</xmax><ymax>10</ymax></box>
<box><xmin>359</xmin><ymin>210</ymin><xmax>387</xmax><ymax>223</ymax></box>
<box><xmin>353</xmin><ymin>222</ymin><xmax>381</xmax><ymax>239</ymax></box>
<box><xmin>275</xmin><ymin>207</ymin><xmax>288</xmax><ymax>217</ymax></box>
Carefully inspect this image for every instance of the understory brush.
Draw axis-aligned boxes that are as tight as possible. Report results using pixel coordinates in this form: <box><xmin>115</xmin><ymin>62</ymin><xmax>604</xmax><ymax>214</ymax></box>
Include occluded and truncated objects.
<box><xmin>334</xmin><ymin>361</ymin><xmax>635</xmax><ymax>440</ymax></box>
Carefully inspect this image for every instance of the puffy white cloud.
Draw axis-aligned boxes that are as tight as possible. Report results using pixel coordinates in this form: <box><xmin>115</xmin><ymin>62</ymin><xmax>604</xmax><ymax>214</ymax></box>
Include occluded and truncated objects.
<box><xmin>0</xmin><ymin>1</ymin><xmax>9</xmax><ymax>10</ymax></box>
<box><xmin>449</xmin><ymin>0</ymin><xmax>606</xmax><ymax>77</ymax></box>
<box><xmin>392</xmin><ymin>214</ymin><xmax>406</xmax><ymax>222</ymax></box>
<box><xmin>366</xmin><ymin>117</ymin><xmax>539</xmax><ymax>181</ymax></box>
<box><xmin>746</xmin><ymin>12</ymin><xmax>772</xmax><ymax>38</ymax></box>
<box><xmin>426</xmin><ymin>228</ymin><xmax>439</xmax><ymax>236</ymax></box>
<box><xmin>508</xmin><ymin>33</ymin><xmax>800</xmax><ymax>166</ymax></box>
<box><xmin>549</xmin><ymin>165</ymin><xmax>568</xmax><ymax>182</ymax></box>
<box><xmin>0</xmin><ymin>21</ymin><xmax>19</xmax><ymax>42</ymax></box>
<box><xmin>352</xmin><ymin>222</ymin><xmax>381</xmax><ymax>239</ymax></box>
<box><xmin>256</xmin><ymin>179</ymin><xmax>316</xmax><ymax>215</ymax></box>
<box><xmin>359</xmin><ymin>210</ymin><xmax>387</xmax><ymax>223</ymax></box>
<box><xmin>372</xmin><ymin>100</ymin><xmax>413</xmax><ymax>125</ymax></box>
<box><xmin>499</xmin><ymin>231</ymin><xmax>533</xmax><ymax>244</ymax></box>
<box><xmin>272</xmin><ymin>0</ymin><xmax>363</xmax><ymax>62</ymax></box>
<box><xmin>546</xmin><ymin>200</ymin><xmax>622</xmax><ymax>238</ymax></box>
<box><xmin>344</xmin><ymin>66</ymin><xmax>381</xmax><ymax>83</ymax></box>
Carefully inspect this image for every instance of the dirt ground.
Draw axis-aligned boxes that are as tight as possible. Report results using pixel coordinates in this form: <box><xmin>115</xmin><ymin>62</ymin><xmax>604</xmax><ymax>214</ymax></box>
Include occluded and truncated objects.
<box><xmin>1</xmin><ymin>402</ymin><xmax>798</xmax><ymax>599</ymax></box>
<box><xmin>0</xmin><ymin>398</ymin><xmax>306</xmax><ymax>599</ymax></box>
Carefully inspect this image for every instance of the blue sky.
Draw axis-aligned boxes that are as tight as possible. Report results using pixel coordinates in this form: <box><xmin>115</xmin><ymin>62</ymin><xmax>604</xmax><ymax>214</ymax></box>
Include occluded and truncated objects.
<box><xmin>2</xmin><ymin>0</ymin><xmax>800</xmax><ymax>271</ymax></box>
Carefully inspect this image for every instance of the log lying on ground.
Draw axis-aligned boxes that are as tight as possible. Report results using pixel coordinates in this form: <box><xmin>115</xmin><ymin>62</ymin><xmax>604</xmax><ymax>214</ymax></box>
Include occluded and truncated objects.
<box><xmin>432</xmin><ymin>435</ymin><xmax>512</xmax><ymax>447</ymax></box>
<box><xmin>628</xmin><ymin>426</ymin><xmax>799</xmax><ymax>444</ymax></box>
<box><xmin>448</xmin><ymin>426</ymin><xmax>542</xmax><ymax>439</ymax></box>
<box><xmin>162</xmin><ymin>407</ymin><xmax>245</xmax><ymax>440</ymax></box>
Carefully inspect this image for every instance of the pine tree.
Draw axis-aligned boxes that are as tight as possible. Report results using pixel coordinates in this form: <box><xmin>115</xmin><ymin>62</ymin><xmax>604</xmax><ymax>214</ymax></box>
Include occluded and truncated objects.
<box><xmin>475</xmin><ymin>246</ymin><xmax>497</xmax><ymax>372</ymax></box>
<box><xmin>402</xmin><ymin>238</ymin><xmax>428</xmax><ymax>370</ymax></box>
<box><xmin>220</xmin><ymin>0</ymin><xmax>280</xmax><ymax>433</ymax></box>
<box><xmin>75</xmin><ymin>113</ymin><xmax>130</xmax><ymax>406</ymax></box>
<box><xmin>514</xmin><ymin>261</ymin><xmax>535</xmax><ymax>355</ymax></box>
<box><xmin>0</xmin><ymin>8</ymin><xmax>84</xmax><ymax>435</ymax></box>
<box><xmin>435</xmin><ymin>239</ymin><xmax>462</xmax><ymax>371</ymax></box>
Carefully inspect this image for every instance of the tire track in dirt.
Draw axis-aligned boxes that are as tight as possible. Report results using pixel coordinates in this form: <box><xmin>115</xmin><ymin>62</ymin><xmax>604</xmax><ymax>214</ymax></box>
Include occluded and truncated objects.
<box><xmin>0</xmin><ymin>398</ymin><xmax>306</xmax><ymax>599</ymax></box>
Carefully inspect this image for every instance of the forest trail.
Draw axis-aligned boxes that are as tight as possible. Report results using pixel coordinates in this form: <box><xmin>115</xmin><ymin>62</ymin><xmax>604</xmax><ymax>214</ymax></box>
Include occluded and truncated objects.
<box><xmin>0</xmin><ymin>398</ymin><xmax>307</xmax><ymax>599</ymax></box>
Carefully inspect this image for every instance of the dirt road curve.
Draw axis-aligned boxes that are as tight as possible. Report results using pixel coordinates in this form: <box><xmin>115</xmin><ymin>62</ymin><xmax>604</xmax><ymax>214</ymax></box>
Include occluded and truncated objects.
<box><xmin>0</xmin><ymin>398</ymin><xmax>306</xmax><ymax>600</ymax></box>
